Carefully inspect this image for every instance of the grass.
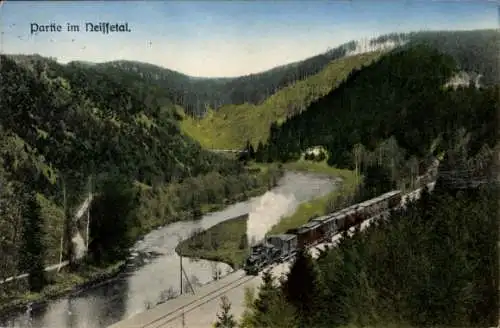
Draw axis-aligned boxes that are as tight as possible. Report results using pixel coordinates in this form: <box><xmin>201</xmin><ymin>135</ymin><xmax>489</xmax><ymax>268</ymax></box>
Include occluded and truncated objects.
<box><xmin>180</xmin><ymin>52</ymin><xmax>383</xmax><ymax>149</ymax></box>
<box><xmin>176</xmin><ymin>215</ymin><xmax>249</xmax><ymax>270</ymax></box>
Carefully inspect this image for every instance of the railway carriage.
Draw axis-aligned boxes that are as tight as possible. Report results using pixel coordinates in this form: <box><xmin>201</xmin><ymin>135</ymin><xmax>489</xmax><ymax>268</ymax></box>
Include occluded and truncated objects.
<box><xmin>374</xmin><ymin>196</ymin><xmax>385</xmax><ymax>213</ymax></box>
<box><xmin>292</xmin><ymin>220</ymin><xmax>322</xmax><ymax>248</ymax></box>
<box><xmin>265</xmin><ymin>234</ymin><xmax>298</xmax><ymax>261</ymax></box>
<box><xmin>335</xmin><ymin>212</ymin><xmax>349</xmax><ymax>231</ymax></box>
<box><xmin>244</xmin><ymin>188</ymin><xmax>406</xmax><ymax>276</ymax></box>
<box><xmin>365</xmin><ymin>197</ymin><xmax>379</xmax><ymax>215</ymax></box>
<box><xmin>357</xmin><ymin>204</ymin><xmax>369</xmax><ymax>224</ymax></box>
<box><xmin>387</xmin><ymin>190</ymin><xmax>402</xmax><ymax>208</ymax></box>
<box><xmin>344</xmin><ymin>207</ymin><xmax>361</xmax><ymax>229</ymax></box>
<box><xmin>373</xmin><ymin>194</ymin><xmax>389</xmax><ymax>212</ymax></box>
<box><xmin>313</xmin><ymin>214</ymin><xmax>337</xmax><ymax>241</ymax></box>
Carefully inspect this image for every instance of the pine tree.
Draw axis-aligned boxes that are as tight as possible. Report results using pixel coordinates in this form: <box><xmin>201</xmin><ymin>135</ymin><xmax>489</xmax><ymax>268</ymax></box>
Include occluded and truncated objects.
<box><xmin>191</xmin><ymin>195</ymin><xmax>203</xmax><ymax>220</ymax></box>
<box><xmin>255</xmin><ymin>141</ymin><xmax>266</xmax><ymax>163</ymax></box>
<box><xmin>245</xmin><ymin>270</ymin><xmax>297</xmax><ymax>328</ymax></box>
<box><xmin>254</xmin><ymin>270</ymin><xmax>277</xmax><ymax>316</ymax></box>
<box><xmin>282</xmin><ymin>248</ymin><xmax>322</xmax><ymax>326</ymax></box>
<box><xmin>19</xmin><ymin>190</ymin><xmax>47</xmax><ymax>292</ymax></box>
<box><xmin>243</xmin><ymin>140</ymin><xmax>252</xmax><ymax>160</ymax></box>
<box><xmin>362</xmin><ymin>164</ymin><xmax>394</xmax><ymax>200</ymax></box>
<box><xmin>248</xmin><ymin>143</ymin><xmax>256</xmax><ymax>160</ymax></box>
<box><xmin>63</xmin><ymin>200</ymin><xmax>76</xmax><ymax>268</ymax></box>
<box><xmin>214</xmin><ymin>295</ymin><xmax>237</xmax><ymax>328</ymax></box>
<box><xmin>89</xmin><ymin>176</ymin><xmax>139</xmax><ymax>265</ymax></box>
<box><xmin>417</xmin><ymin>184</ymin><xmax>434</xmax><ymax>223</ymax></box>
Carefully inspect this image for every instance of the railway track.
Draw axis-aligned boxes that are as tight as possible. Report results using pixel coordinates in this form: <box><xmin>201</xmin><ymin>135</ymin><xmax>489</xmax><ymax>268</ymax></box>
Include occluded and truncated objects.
<box><xmin>144</xmin><ymin>274</ymin><xmax>255</xmax><ymax>328</ymax></box>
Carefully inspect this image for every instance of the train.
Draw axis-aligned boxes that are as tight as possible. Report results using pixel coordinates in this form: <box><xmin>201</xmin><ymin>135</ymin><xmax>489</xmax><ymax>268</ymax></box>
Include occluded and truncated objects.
<box><xmin>243</xmin><ymin>190</ymin><xmax>403</xmax><ymax>275</ymax></box>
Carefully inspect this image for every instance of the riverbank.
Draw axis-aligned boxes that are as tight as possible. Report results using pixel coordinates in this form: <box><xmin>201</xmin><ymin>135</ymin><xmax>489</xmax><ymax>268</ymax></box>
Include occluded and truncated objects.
<box><xmin>176</xmin><ymin>160</ymin><xmax>358</xmax><ymax>268</ymax></box>
<box><xmin>175</xmin><ymin>214</ymin><xmax>249</xmax><ymax>270</ymax></box>
<box><xmin>0</xmin><ymin>165</ymin><xmax>284</xmax><ymax>319</ymax></box>
<box><xmin>0</xmin><ymin>261</ymin><xmax>125</xmax><ymax>317</ymax></box>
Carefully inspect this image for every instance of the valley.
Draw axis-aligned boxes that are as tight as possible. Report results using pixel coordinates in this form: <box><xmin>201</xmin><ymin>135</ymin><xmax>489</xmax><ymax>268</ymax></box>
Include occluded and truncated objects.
<box><xmin>0</xmin><ymin>14</ymin><xmax>498</xmax><ymax>328</ymax></box>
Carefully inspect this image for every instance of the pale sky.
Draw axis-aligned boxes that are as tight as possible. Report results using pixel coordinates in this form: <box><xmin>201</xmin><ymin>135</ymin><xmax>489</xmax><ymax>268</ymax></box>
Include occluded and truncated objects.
<box><xmin>1</xmin><ymin>1</ymin><xmax>498</xmax><ymax>77</ymax></box>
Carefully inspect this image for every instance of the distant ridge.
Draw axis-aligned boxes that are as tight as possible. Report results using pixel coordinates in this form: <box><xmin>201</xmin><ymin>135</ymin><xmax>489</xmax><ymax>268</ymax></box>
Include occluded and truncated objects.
<box><xmin>10</xmin><ymin>29</ymin><xmax>496</xmax><ymax>118</ymax></box>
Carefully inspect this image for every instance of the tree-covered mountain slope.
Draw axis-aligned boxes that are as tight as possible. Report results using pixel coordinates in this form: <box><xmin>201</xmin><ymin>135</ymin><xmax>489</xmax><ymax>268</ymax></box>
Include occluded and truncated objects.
<box><xmin>371</xmin><ymin>29</ymin><xmax>499</xmax><ymax>85</ymax></box>
<box><xmin>179</xmin><ymin>51</ymin><xmax>383</xmax><ymax>149</ymax></box>
<box><xmin>85</xmin><ymin>29</ymin><xmax>497</xmax><ymax>119</ymax></box>
<box><xmin>257</xmin><ymin>45</ymin><xmax>498</xmax><ymax>171</ymax></box>
<box><xmin>178</xmin><ymin>29</ymin><xmax>498</xmax><ymax>149</ymax></box>
<box><xmin>1</xmin><ymin>55</ymin><xmax>240</xmax><ymax>195</ymax></box>
<box><xmin>88</xmin><ymin>42</ymin><xmax>354</xmax><ymax>117</ymax></box>
<box><xmin>0</xmin><ymin>54</ymin><xmax>255</xmax><ymax>272</ymax></box>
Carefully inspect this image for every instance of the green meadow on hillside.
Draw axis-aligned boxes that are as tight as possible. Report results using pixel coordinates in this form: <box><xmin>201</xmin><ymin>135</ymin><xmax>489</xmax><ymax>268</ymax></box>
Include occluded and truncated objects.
<box><xmin>180</xmin><ymin>52</ymin><xmax>383</xmax><ymax>149</ymax></box>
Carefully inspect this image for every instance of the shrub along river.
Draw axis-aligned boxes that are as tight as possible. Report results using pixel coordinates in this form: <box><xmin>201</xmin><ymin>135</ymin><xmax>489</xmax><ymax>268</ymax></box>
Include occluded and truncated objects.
<box><xmin>0</xmin><ymin>171</ymin><xmax>337</xmax><ymax>328</ymax></box>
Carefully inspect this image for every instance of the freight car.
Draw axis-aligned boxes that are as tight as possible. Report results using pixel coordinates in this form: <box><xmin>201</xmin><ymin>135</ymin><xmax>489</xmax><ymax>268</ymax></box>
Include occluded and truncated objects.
<box><xmin>243</xmin><ymin>190</ymin><xmax>402</xmax><ymax>275</ymax></box>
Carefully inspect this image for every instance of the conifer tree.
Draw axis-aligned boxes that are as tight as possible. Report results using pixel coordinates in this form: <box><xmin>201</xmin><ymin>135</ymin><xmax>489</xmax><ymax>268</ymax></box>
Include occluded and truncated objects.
<box><xmin>19</xmin><ymin>190</ymin><xmax>46</xmax><ymax>292</ymax></box>
<box><xmin>255</xmin><ymin>141</ymin><xmax>266</xmax><ymax>163</ymax></box>
<box><xmin>248</xmin><ymin>142</ymin><xmax>256</xmax><ymax>160</ymax></box>
<box><xmin>191</xmin><ymin>195</ymin><xmax>203</xmax><ymax>220</ymax></box>
<box><xmin>282</xmin><ymin>248</ymin><xmax>322</xmax><ymax>326</ymax></box>
<box><xmin>89</xmin><ymin>176</ymin><xmax>139</xmax><ymax>265</ymax></box>
<box><xmin>214</xmin><ymin>295</ymin><xmax>237</xmax><ymax>328</ymax></box>
<box><xmin>253</xmin><ymin>270</ymin><xmax>276</xmax><ymax>319</ymax></box>
<box><xmin>244</xmin><ymin>140</ymin><xmax>256</xmax><ymax>160</ymax></box>
<box><xmin>245</xmin><ymin>270</ymin><xmax>297</xmax><ymax>328</ymax></box>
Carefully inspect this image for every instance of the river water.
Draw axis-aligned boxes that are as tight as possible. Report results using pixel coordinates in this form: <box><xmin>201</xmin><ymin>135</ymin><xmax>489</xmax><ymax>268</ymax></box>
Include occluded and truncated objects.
<box><xmin>0</xmin><ymin>171</ymin><xmax>337</xmax><ymax>328</ymax></box>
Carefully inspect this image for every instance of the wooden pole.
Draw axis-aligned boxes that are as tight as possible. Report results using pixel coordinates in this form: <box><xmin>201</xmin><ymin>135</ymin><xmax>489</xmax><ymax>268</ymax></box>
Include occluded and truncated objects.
<box><xmin>85</xmin><ymin>176</ymin><xmax>91</xmax><ymax>251</ymax></box>
<box><xmin>180</xmin><ymin>255</ymin><xmax>183</xmax><ymax>295</ymax></box>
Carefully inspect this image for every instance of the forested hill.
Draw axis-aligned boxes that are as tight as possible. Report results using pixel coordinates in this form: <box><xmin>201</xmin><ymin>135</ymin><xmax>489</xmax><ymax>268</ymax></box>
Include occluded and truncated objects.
<box><xmin>371</xmin><ymin>29</ymin><xmax>499</xmax><ymax>85</ymax></box>
<box><xmin>86</xmin><ymin>43</ymin><xmax>352</xmax><ymax>117</ymax></box>
<box><xmin>1</xmin><ymin>54</ymin><xmax>290</xmax><ymax>282</ymax></box>
<box><xmin>81</xmin><ymin>29</ymin><xmax>497</xmax><ymax>117</ymax></box>
<box><xmin>257</xmin><ymin>45</ymin><xmax>498</xmax><ymax>170</ymax></box>
<box><xmin>0</xmin><ymin>54</ymin><xmax>241</xmax><ymax>207</ymax></box>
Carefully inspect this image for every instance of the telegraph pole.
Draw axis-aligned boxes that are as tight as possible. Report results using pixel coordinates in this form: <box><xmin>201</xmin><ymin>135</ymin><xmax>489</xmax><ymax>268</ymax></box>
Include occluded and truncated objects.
<box><xmin>180</xmin><ymin>255</ymin><xmax>183</xmax><ymax>295</ymax></box>
<box><xmin>496</xmin><ymin>149</ymin><xmax>500</xmax><ymax>328</ymax></box>
<box><xmin>57</xmin><ymin>176</ymin><xmax>67</xmax><ymax>272</ymax></box>
<box><xmin>85</xmin><ymin>175</ymin><xmax>91</xmax><ymax>251</ymax></box>
<box><xmin>182</xmin><ymin>267</ymin><xmax>195</xmax><ymax>294</ymax></box>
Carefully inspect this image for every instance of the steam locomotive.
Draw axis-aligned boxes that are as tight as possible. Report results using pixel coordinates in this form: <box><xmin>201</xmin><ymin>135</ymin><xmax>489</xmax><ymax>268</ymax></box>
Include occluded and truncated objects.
<box><xmin>244</xmin><ymin>190</ymin><xmax>403</xmax><ymax>275</ymax></box>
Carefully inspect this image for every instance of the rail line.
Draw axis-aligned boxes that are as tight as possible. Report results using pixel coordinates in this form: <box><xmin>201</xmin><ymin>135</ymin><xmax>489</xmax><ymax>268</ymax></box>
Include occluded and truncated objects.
<box><xmin>142</xmin><ymin>274</ymin><xmax>256</xmax><ymax>328</ymax></box>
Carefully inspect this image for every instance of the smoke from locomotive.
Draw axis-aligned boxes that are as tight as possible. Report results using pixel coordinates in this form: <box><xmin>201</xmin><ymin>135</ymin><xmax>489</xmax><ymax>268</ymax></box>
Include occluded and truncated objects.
<box><xmin>246</xmin><ymin>191</ymin><xmax>298</xmax><ymax>246</ymax></box>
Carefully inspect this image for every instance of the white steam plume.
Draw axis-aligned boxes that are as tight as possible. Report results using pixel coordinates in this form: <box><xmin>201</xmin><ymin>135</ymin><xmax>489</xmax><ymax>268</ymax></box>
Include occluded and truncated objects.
<box><xmin>246</xmin><ymin>191</ymin><xmax>298</xmax><ymax>246</ymax></box>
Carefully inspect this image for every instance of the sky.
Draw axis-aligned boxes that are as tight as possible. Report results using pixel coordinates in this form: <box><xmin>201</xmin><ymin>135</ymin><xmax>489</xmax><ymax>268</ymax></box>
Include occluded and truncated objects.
<box><xmin>1</xmin><ymin>1</ymin><xmax>498</xmax><ymax>77</ymax></box>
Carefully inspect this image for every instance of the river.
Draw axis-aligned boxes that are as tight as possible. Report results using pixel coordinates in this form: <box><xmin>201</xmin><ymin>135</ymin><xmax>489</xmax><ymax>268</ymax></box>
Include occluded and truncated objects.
<box><xmin>0</xmin><ymin>171</ymin><xmax>337</xmax><ymax>328</ymax></box>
